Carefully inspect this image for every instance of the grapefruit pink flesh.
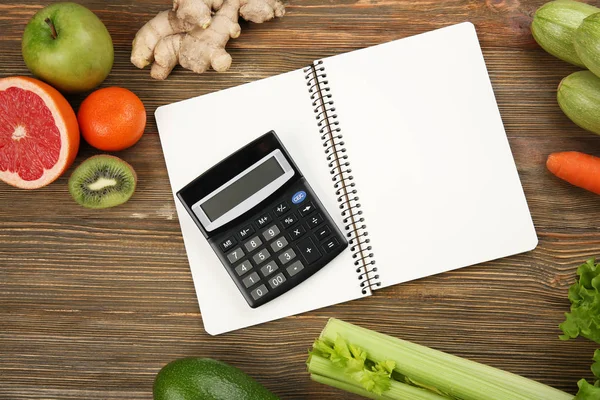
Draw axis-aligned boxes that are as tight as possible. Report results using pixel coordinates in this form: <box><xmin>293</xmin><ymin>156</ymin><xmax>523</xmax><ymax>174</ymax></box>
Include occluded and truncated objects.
<box><xmin>0</xmin><ymin>87</ymin><xmax>61</xmax><ymax>181</ymax></box>
<box><xmin>0</xmin><ymin>76</ymin><xmax>79</xmax><ymax>189</ymax></box>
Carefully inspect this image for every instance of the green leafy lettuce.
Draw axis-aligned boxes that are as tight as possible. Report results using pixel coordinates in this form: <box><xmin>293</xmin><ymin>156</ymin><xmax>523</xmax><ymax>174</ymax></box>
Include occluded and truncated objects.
<box><xmin>575</xmin><ymin>350</ymin><xmax>600</xmax><ymax>399</ymax></box>
<box><xmin>560</xmin><ymin>259</ymin><xmax>600</xmax><ymax>400</ymax></box>
<box><xmin>560</xmin><ymin>258</ymin><xmax>600</xmax><ymax>343</ymax></box>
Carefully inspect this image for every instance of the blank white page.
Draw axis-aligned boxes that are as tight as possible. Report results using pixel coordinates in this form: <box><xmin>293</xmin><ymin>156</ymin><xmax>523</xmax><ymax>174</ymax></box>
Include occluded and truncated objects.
<box><xmin>320</xmin><ymin>22</ymin><xmax>538</xmax><ymax>289</ymax></box>
<box><xmin>155</xmin><ymin>69</ymin><xmax>366</xmax><ymax>336</ymax></box>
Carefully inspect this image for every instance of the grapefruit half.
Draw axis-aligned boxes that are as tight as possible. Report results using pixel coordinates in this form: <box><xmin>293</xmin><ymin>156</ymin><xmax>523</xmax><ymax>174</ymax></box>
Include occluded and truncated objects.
<box><xmin>0</xmin><ymin>76</ymin><xmax>80</xmax><ymax>189</ymax></box>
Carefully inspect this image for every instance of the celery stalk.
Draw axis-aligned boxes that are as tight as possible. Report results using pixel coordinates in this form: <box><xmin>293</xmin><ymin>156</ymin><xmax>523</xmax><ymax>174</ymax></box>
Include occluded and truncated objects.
<box><xmin>317</xmin><ymin>318</ymin><xmax>572</xmax><ymax>400</ymax></box>
<box><xmin>308</xmin><ymin>354</ymin><xmax>448</xmax><ymax>400</ymax></box>
<box><xmin>311</xmin><ymin>374</ymin><xmax>383</xmax><ymax>400</ymax></box>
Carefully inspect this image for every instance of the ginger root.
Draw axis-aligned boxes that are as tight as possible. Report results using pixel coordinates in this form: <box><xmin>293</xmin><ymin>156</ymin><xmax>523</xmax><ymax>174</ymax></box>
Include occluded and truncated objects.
<box><xmin>131</xmin><ymin>0</ymin><xmax>285</xmax><ymax>79</ymax></box>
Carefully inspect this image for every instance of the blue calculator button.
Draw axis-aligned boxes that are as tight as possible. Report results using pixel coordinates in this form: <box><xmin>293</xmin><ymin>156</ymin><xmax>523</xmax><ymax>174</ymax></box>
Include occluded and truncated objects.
<box><xmin>291</xmin><ymin>191</ymin><xmax>307</xmax><ymax>204</ymax></box>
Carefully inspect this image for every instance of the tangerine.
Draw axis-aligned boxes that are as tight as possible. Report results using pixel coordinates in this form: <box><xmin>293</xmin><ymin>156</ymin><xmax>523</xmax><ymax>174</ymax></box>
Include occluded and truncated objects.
<box><xmin>78</xmin><ymin>87</ymin><xmax>146</xmax><ymax>151</ymax></box>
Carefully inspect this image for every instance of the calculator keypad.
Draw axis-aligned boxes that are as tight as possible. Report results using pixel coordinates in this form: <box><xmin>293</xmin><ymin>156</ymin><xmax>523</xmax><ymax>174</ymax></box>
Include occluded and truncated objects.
<box><xmin>286</xmin><ymin>260</ymin><xmax>304</xmax><ymax>277</ymax></box>
<box><xmin>278</xmin><ymin>249</ymin><xmax>296</xmax><ymax>265</ymax></box>
<box><xmin>244</xmin><ymin>236</ymin><xmax>263</xmax><ymax>252</ymax></box>
<box><xmin>242</xmin><ymin>272</ymin><xmax>261</xmax><ymax>288</ymax></box>
<box><xmin>227</xmin><ymin>248</ymin><xmax>244</xmax><ymax>263</ymax></box>
<box><xmin>238</xmin><ymin>225</ymin><xmax>254</xmax><ymax>240</ymax></box>
<box><xmin>211</xmin><ymin>181</ymin><xmax>347</xmax><ymax>308</ymax></box>
<box><xmin>250</xmin><ymin>285</ymin><xmax>268</xmax><ymax>301</ymax></box>
<box><xmin>270</xmin><ymin>237</ymin><xmax>288</xmax><ymax>253</ymax></box>
<box><xmin>235</xmin><ymin>260</ymin><xmax>253</xmax><ymax>276</ymax></box>
<box><xmin>253</xmin><ymin>249</ymin><xmax>271</xmax><ymax>265</ymax></box>
<box><xmin>262</xmin><ymin>225</ymin><xmax>280</xmax><ymax>241</ymax></box>
<box><xmin>260</xmin><ymin>261</ymin><xmax>278</xmax><ymax>277</ymax></box>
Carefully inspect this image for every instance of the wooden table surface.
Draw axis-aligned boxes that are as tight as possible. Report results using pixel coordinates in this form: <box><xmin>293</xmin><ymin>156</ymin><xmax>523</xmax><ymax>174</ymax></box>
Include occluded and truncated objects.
<box><xmin>2</xmin><ymin>0</ymin><xmax>600</xmax><ymax>399</ymax></box>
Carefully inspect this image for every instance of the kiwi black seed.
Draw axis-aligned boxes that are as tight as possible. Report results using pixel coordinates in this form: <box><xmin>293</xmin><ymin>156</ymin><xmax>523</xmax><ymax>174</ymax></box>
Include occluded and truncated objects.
<box><xmin>68</xmin><ymin>155</ymin><xmax>137</xmax><ymax>209</ymax></box>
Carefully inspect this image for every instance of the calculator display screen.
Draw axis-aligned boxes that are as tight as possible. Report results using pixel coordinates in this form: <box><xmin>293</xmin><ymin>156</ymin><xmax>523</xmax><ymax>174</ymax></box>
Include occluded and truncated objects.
<box><xmin>201</xmin><ymin>156</ymin><xmax>285</xmax><ymax>221</ymax></box>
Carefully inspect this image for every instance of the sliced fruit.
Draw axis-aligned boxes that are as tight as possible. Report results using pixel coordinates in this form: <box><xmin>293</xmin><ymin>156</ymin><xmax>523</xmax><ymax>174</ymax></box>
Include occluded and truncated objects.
<box><xmin>0</xmin><ymin>76</ymin><xmax>80</xmax><ymax>189</ymax></box>
<box><xmin>78</xmin><ymin>87</ymin><xmax>146</xmax><ymax>151</ymax></box>
<box><xmin>68</xmin><ymin>155</ymin><xmax>137</xmax><ymax>209</ymax></box>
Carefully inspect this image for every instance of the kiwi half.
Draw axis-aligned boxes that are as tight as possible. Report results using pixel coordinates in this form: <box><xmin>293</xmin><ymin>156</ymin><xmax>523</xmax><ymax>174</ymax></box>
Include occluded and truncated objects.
<box><xmin>68</xmin><ymin>155</ymin><xmax>137</xmax><ymax>209</ymax></box>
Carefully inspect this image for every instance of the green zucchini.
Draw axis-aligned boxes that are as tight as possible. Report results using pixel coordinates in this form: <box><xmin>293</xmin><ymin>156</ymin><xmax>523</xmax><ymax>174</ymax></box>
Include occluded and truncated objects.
<box><xmin>153</xmin><ymin>358</ymin><xmax>279</xmax><ymax>400</ymax></box>
<box><xmin>574</xmin><ymin>12</ymin><xmax>600</xmax><ymax>78</ymax></box>
<box><xmin>531</xmin><ymin>0</ymin><xmax>599</xmax><ymax>66</ymax></box>
<box><xmin>557</xmin><ymin>70</ymin><xmax>600</xmax><ymax>135</ymax></box>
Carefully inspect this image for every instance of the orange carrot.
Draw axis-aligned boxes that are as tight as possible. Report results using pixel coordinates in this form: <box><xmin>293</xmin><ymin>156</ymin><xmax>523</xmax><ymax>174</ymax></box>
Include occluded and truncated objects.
<box><xmin>546</xmin><ymin>151</ymin><xmax>600</xmax><ymax>195</ymax></box>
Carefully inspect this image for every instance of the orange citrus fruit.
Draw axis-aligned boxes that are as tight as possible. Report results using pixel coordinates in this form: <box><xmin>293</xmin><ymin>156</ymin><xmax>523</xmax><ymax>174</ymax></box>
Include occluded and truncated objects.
<box><xmin>78</xmin><ymin>87</ymin><xmax>146</xmax><ymax>151</ymax></box>
<box><xmin>0</xmin><ymin>76</ymin><xmax>80</xmax><ymax>189</ymax></box>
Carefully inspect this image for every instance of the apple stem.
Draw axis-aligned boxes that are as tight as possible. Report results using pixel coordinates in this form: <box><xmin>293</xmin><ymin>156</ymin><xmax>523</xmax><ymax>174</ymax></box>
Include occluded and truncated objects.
<box><xmin>44</xmin><ymin>18</ymin><xmax>58</xmax><ymax>40</ymax></box>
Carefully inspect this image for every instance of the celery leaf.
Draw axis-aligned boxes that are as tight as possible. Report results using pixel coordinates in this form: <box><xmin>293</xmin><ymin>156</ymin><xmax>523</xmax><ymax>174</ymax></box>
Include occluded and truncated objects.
<box><xmin>560</xmin><ymin>259</ymin><xmax>600</xmax><ymax>343</ymax></box>
<box><xmin>309</xmin><ymin>335</ymin><xmax>395</xmax><ymax>395</ymax></box>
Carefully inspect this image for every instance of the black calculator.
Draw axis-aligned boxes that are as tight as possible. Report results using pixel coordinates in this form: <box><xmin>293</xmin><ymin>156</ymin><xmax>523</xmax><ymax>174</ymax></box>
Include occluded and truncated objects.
<box><xmin>177</xmin><ymin>131</ymin><xmax>348</xmax><ymax>308</ymax></box>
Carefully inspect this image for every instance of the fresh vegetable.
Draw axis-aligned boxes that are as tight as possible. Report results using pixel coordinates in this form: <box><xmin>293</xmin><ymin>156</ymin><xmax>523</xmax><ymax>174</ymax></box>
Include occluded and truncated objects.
<box><xmin>131</xmin><ymin>0</ymin><xmax>285</xmax><ymax>80</ymax></box>
<box><xmin>575</xmin><ymin>12</ymin><xmax>600</xmax><ymax>78</ymax></box>
<box><xmin>546</xmin><ymin>152</ymin><xmax>600</xmax><ymax>195</ymax></box>
<box><xmin>560</xmin><ymin>259</ymin><xmax>600</xmax><ymax>342</ymax></box>
<box><xmin>77</xmin><ymin>87</ymin><xmax>147</xmax><ymax>151</ymax></box>
<box><xmin>22</xmin><ymin>2</ymin><xmax>114</xmax><ymax>93</ymax></box>
<box><xmin>559</xmin><ymin>259</ymin><xmax>600</xmax><ymax>399</ymax></box>
<box><xmin>557</xmin><ymin>70</ymin><xmax>600</xmax><ymax>136</ymax></box>
<box><xmin>574</xmin><ymin>350</ymin><xmax>600</xmax><ymax>399</ymax></box>
<box><xmin>531</xmin><ymin>0</ymin><xmax>599</xmax><ymax>66</ymax></box>
<box><xmin>308</xmin><ymin>318</ymin><xmax>572</xmax><ymax>400</ymax></box>
<box><xmin>153</xmin><ymin>357</ymin><xmax>279</xmax><ymax>400</ymax></box>
<box><xmin>68</xmin><ymin>155</ymin><xmax>137</xmax><ymax>209</ymax></box>
<box><xmin>0</xmin><ymin>76</ymin><xmax>80</xmax><ymax>189</ymax></box>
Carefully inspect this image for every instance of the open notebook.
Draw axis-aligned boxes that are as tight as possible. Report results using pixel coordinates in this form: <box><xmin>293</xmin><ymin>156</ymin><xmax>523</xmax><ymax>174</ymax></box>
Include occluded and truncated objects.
<box><xmin>155</xmin><ymin>22</ymin><xmax>537</xmax><ymax>335</ymax></box>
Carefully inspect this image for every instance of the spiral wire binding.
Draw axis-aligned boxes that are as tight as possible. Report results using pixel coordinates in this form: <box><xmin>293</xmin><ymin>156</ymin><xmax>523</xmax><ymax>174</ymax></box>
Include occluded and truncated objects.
<box><xmin>303</xmin><ymin>61</ymin><xmax>379</xmax><ymax>294</ymax></box>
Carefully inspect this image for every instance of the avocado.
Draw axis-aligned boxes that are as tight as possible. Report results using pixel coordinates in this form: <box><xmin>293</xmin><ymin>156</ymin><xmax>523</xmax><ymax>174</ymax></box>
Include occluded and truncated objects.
<box><xmin>153</xmin><ymin>358</ymin><xmax>279</xmax><ymax>400</ymax></box>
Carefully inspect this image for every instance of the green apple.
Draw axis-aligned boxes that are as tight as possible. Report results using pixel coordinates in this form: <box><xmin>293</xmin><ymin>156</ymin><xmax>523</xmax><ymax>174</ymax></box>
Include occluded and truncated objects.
<box><xmin>22</xmin><ymin>2</ymin><xmax>114</xmax><ymax>93</ymax></box>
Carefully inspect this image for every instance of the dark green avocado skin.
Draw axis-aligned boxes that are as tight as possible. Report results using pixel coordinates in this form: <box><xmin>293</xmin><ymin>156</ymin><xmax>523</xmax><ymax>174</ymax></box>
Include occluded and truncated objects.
<box><xmin>153</xmin><ymin>358</ymin><xmax>280</xmax><ymax>400</ymax></box>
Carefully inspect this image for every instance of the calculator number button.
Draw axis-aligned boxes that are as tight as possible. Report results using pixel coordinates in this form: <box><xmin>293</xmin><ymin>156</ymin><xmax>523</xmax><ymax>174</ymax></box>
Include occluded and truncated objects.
<box><xmin>262</xmin><ymin>225</ymin><xmax>281</xmax><ymax>242</ymax></box>
<box><xmin>298</xmin><ymin>201</ymin><xmax>316</xmax><ymax>216</ymax></box>
<box><xmin>270</xmin><ymin>237</ymin><xmax>289</xmax><ymax>253</ymax></box>
<box><xmin>244</xmin><ymin>236</ymin><xmax>263</xmax><ymax>252</ymax></box>
<box><xmin>315</xmin><ymin>225</ymin><xmax>331</xmax><ymax>241</ymax></box>
<box><xmin>220</xmin><ymin>236</ymin><xmax>237</xmax><ymax>252</ymax></box>
<box><xmin>323</xmin><ymin>238</ymin><xmax>341</xmax><ymax>254</ymax></box>
<box><xmin>289</xmin><ymin>225</ymin><xmax>306</xmax><ymax>241</ymax></box>
<box><xmin>252</xmin><ymin>249</ymin><xmax>271</xmax><ymax>265</ymax></box>
<box><xmin>260</xmin><ymin>261</ymin><xmax>279</xmax><ymax>277</ymax></box>
<box><xmin>297</xmin><ymin>237</ymin><xmax>322</xmax><ymax>265</ymax></box>
<box><xmin>286</xmin><ymin>261</ymin><xmax>304</xmax><ymax>277</ymax></box>
<box><xmin>281</xmin><ymin>213</ymin><xmax>298</xmax><ymax>228</ymax></box>
<box><xmin>226</xmin><ymin>248</ymin><xmax>245</xmax><ymax>264</ymax></box>
<box><xmin>268</xmin><ymin>273</ymin><xmax>287</xmax><ymax>289</ymax></box>
<box><xmin>273</xmin><ymin>201</ymin><xmax>290</xmax><ymax>216</ymax></box>
<box><xmin>235</xmin><ymin>260</ymin><xmax>253</xmax><ymax>276</ymax></box>
<box><xmin>238</xmin><ymin>225</ymin><xmax>255</xmax><ymax>240</ymax></box>
<box><xmin>256</xmin><ymin>213</ymin><xmax>272</xmax><ymax>228</ymax></box>
<box><xmin>307</xmin><ymin>213</ymin><xmax>324</xmax><ymax>229</ymax></box>
<box><xmin>242</xmin><ymin>272</ymin><xmax>260</xmax><ymax>288</ymax></box>
<box><xmin>250</xmin><ymin>285</ymin><xmax>269</xmax><ymax>301</ymax></box>
<box><xmin>278</xmin><ymin>249</ymin><xmax>296</xmax><ymax>265</ymax></box>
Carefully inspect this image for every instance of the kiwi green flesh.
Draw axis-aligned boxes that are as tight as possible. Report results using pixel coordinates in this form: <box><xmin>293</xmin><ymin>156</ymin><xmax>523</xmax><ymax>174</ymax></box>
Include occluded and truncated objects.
<box><xmin>69</xmin><ymin>155</ymin><xmax>136</xmax><ymax>209</ymax></box>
